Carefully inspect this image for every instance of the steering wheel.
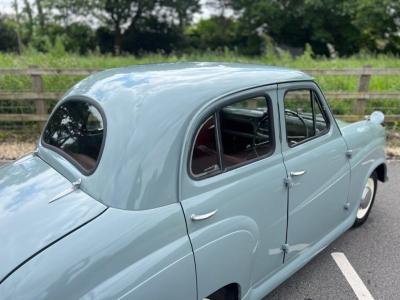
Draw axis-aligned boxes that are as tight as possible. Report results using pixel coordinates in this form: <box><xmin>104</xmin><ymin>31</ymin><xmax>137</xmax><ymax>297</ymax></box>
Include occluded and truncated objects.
<box><xmin>284</xmin><ymin>109</ymin><xmax>309</xmax><ymax>140</ymax></box>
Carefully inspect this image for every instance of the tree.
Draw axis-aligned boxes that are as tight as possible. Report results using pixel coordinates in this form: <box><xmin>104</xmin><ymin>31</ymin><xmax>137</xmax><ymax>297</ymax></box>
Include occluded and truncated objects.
<box><xmin>11</xmin><ymin>0</ymin><xmax>24</xmax><ymax>52</ymax></box>
<box><xmin>351</xmin><ymin>0</ymin><xmax>400</xmax><ymax>53</ymax></box>
<box><xmin>64</xmin><ymin>23</ymin><xmax>97</xmax><ymax>54</ymax></box>
<box><xmin>187</xmin><ymin>16</ymin><xmax>239</xmax><ymax>51</ymax></box>
<box><xmin>228</xmin><ymin>0</ymin><xmax>362</xmax><ymax>56</ymax></box>
<box><xmin>3</xmin><ymin>0</ymin><xmax>400</xmax><ymax>56</ymax></box>
<box><xmin>96</xmin><ymin>26</ymin><xmax>114</xmax><ymax>53</ymax></box>
<box><xmin>161</xmin><ymin>0</ymin><xmax>200</xmax><ymax>29</ymax></box>
<box><xmin>41</xmin><ymin>0</ymin><xmax>90</xmax><ymax>26</ymax></box>
<box><xmin>122</xmin><ymin>15</ymin><xmax>181</xmax><ymax>54</ymax></box>
<box><xmin>90</xmin><ymin>0</ymin><xmax>156</xmax><ymax>54</ymax></box>
<box><xmin>186</xmin><ymin>16</ymin><xmax>262</xmax><ymax>55</ymax></box>
<box><xmin>204</xmin><ymin>0</ymin><xmax>231</xmax><ymax>17</ymax></box>
<box><xmin>36</xmin><ymin>0</ymin><xmax>45</xmax><ymax>31</ymax></box>
<box><xmin>22</xmin><ymin>0</ymin><xmax>34</xmax><ymax>42</ymax></box>
<box><xmin>0</xmin><ymin>17</ymin><xmax>19</xmax><ymax>52</ymax></box>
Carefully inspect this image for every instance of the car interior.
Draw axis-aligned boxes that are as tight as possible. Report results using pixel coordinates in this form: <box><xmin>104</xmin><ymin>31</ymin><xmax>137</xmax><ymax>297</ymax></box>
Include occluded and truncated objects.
<box><xmin>219</xmin><ymin>106</ymin><xmax>272</xmax><ymax>167</ymax></box>
<box><xmin>284</xmin><ymin>89</ymin><xmax>328</xmax><ymax>146</ymax></box>
<box><xmin>191</xmin><ymin>96</ymin><xmax>273</xmax><ymax>176</ymax></box>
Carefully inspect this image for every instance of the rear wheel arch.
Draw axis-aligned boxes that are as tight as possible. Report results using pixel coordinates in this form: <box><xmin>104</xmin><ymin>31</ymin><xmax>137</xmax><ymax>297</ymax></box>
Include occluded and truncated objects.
<box><xmin>206</xmin><ymin>283</ymin><xmax>240</xmax><ymax>300</ymax></box>
<box><xmin>375</xmin><ymin>163</ymin><xmax>387</xmax><ymax>182</ymax></box>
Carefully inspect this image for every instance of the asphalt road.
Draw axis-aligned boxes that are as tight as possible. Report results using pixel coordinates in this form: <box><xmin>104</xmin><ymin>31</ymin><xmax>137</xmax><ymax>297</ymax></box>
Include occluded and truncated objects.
<box><xmin>0</xmin><ymin>160</ymin><xmax>398</xmax><ymax>299</ymax></box>
<box><xmin>264</xmin><ymin>160</ymin><xmax>400</xmax><ymax>300</ymax></box>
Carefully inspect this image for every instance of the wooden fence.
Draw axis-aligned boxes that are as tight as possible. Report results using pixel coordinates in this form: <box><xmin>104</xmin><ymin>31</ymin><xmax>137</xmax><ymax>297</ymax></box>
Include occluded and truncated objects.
<box><xmin>0</xmin><ymin>66</ymin><xmax>400</xmax><ymax>123</ymax></box>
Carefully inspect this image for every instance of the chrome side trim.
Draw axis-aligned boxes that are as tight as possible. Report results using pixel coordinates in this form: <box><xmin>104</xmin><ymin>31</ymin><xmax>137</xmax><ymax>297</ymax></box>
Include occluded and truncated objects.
<box><xmin>49</xmin><ymin>178</ymin><xmax>82</xmax><ymax>204</ymax></box>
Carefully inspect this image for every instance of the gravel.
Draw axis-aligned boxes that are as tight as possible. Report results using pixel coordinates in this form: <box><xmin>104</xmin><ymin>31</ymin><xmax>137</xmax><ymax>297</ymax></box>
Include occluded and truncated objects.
<box><xmin>0</xmin><ymin>142</ymin><xmax>36</xmax><ymax>160</ymax></box>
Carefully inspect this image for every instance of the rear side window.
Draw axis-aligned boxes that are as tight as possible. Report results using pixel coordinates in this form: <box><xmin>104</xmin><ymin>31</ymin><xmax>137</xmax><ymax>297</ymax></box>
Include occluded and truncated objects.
<box><xmin>42</xmin><ymin>100</ymin><xmax>105</xmax><ymax>174</ymax></box>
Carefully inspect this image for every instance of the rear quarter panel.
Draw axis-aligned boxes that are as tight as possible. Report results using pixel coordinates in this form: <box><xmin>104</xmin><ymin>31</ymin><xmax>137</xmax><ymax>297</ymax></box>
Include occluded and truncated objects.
<box><xmin>0</xmin><ymin>204</ymin><xmax>196</xmax><ymax>300</ymax></box>
<box><xmin>340</xmin><ymin>120</ymin><xmax>386</xmax><ymax>213</ymax></box>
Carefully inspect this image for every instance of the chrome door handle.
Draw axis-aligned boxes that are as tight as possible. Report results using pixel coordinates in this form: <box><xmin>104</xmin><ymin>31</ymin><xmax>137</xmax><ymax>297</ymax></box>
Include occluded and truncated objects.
<box><xmin>191</xmin><ymin>209</ymin><xmax>218</xmax><ymax>221</ymax></box>
<box><xmin>290</xmin><ymin>170</ymin><xmax>306</xmax><ymax>176</ymax></box>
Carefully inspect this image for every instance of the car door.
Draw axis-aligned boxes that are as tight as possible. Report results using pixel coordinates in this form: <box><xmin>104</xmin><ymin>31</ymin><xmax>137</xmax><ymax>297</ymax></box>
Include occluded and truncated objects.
<box><xmin>278</xmin><ymin>81</ymin><xmax>351</xmax><ymax>262</ymax></box>
<box><xmin>180</xmin><ymin>85</ymin><xmax>288</xmax><ymax>299</ymax></box>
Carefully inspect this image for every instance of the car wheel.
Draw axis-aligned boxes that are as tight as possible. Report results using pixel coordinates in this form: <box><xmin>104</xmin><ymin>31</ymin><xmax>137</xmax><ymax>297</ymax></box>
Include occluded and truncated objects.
<box><xmin>353</xmin><ymin>172</ymin><xmax>378</xmax><ymax>227</ymax></box>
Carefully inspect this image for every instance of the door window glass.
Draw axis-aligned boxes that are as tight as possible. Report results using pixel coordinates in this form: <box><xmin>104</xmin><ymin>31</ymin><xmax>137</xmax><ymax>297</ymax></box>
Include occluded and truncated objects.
<box><xmin>284</xmin><ymin>89</ymin><xmax>328</xmax><ymax>147</ymax></box>
<box><xmin>190</xmin><ymin>95</ymin><xmax>275</xmax><ymax>179</ymax></box>
<box><xmin>191</xmin><ymin>115</ymin><xmax>221</xmax><ymax>177</ymax></box>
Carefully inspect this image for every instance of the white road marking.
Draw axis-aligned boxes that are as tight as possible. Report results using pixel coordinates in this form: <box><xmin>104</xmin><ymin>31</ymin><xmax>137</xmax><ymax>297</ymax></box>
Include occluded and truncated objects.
<box><xmin>331</xmin><ymin>252</ymin><xmax>374</xmax><ymax>300</ymax></box>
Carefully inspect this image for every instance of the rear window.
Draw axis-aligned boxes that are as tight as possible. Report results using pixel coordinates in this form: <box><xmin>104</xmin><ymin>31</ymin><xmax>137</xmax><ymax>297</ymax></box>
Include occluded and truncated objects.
<box><xmin>42</xmin><ymin>100</ymin><xmax>105</xmax><ymax>174</ymax></box>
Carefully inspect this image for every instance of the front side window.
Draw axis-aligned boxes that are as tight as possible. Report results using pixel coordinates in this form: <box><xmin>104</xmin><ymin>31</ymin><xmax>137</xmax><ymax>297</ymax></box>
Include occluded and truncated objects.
<box><xmin>190</xmin><ymin>95</ymin><xmax>274</xmax><ymax>178</ymax></box>
<box><xmin>42</xmin><ymin>100</ymin><xmax>105</xmax><ymax>174</ymax></box>
<box><xmin>284</xmin><ymin>89</ymin><xmax>328</xmax><ymax>147</ymax></box>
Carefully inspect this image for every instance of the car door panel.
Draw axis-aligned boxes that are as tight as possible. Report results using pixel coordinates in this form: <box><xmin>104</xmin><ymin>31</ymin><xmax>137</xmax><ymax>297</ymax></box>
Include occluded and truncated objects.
<box><xmin>278</xmin><ymin>82</ymin><xmax>351</xmax><ymax>263</ymax></box>
<box><xmin>180</xmin><ymin>86</ymin><xmax>288</xmax><ymax>299</ymax></box>
<box><xmin>283</xmin><ymin>133</ymin><xmax>350</xmax><ymax>260</ymax></box>
<box><xmin>181</xmin><ymin>155</ymin><xmax>288</xmax><ymax>298</ymax></box>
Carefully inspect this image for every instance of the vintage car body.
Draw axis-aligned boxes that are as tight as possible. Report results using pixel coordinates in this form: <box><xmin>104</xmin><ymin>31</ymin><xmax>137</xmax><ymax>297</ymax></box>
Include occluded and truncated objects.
<box><xmin>0</xmin><ymin>63</ymin><xmax>387</xmax><ymax>300</ymax></box>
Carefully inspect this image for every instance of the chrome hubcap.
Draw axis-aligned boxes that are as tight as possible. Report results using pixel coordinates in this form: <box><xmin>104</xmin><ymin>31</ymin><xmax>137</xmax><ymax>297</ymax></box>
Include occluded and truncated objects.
<box><xmin>357</xmin><ymin>178</ymin><xmax>375</xmax><ymax>219</ymax></box>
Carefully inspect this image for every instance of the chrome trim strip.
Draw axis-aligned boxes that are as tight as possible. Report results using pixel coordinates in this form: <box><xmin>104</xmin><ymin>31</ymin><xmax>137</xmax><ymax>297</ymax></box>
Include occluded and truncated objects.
<box><xmin>49</xmin><ymin>178</ymin><xmax>82</xmax><ymax>204</ymax></box>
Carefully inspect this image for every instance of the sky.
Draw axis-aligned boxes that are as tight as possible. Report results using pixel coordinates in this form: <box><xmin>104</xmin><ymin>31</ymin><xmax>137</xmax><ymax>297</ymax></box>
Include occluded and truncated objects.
<box><xmin>0</xmin><ymin>0</ymin><xmax>18</xmax><ymax>14</ymax></box>
<box><xmin>0</xmin><ymin>0</ymin><xmax>229</xmax><ymax>22</ymax></box>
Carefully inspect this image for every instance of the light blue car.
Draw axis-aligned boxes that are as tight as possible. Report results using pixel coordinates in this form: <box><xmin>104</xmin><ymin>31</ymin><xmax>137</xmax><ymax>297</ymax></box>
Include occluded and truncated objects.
<box><xmin>0</xmin><ymin>63</ymin><xmax>387</xmax><ymax>300</ymax></box>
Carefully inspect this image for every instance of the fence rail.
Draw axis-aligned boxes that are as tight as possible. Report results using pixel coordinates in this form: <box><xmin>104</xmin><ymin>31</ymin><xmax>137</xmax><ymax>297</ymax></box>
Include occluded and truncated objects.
<box><xmin>0</xmin><ymin>66</ymin><xmax>399</xmax><ymax>125</ymax></box>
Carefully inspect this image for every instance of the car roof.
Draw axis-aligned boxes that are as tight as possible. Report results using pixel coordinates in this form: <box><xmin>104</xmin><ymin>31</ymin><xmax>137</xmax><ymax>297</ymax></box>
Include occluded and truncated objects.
<box><xmin>68</xmin><ymin>62</ymin><xmax>311</xmax><ymax>104</ymax></box>
<box><xmin>40</xmin><ymin>62</ymin><xmax>313</xmax><ymax>211</ymax></box>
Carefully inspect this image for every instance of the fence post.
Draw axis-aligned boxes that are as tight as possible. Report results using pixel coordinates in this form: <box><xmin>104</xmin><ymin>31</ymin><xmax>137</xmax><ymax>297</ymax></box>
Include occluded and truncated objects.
<box><xmin>30</xmin><ymin>65</ymin><xmax>47</xmax><ymax>130</ymax></box>
<box><xmin>353</xmin><ymin>65</ymin><xmax>371</xmax><ymax>116</ymax></box>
